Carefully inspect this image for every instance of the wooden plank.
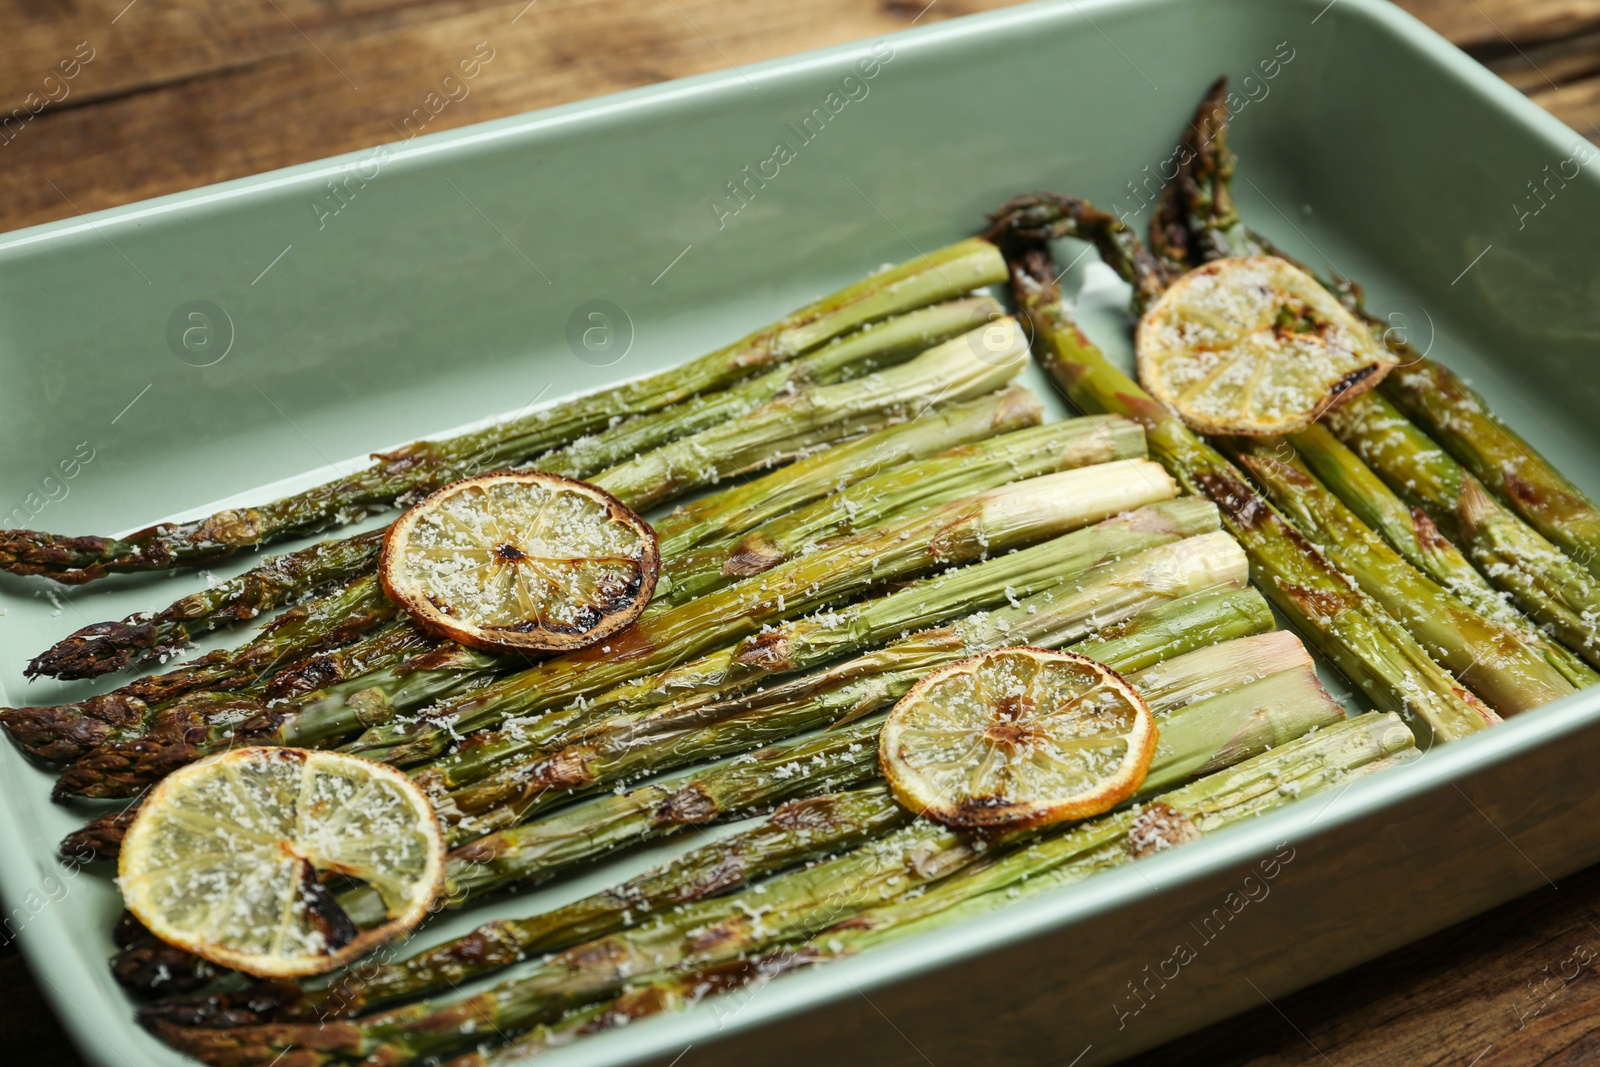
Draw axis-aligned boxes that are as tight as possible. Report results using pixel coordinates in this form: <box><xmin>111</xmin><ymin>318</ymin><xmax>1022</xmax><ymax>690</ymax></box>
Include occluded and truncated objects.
<box><xmin>5</xmin><ymin>1</ymin><xmax>1593</xmax><ymax>101</ymax></box>
<box><xmin>1122</xmin><ymin>857</ymin><xmax>1600</xmax><ymax>1066</ymax></box>
<box><xmin>4</xmin><ymin>0</ymin><xmax>1598</xmax><ymax>236</ymax></box>
<box><xmin>1397</xmin><ymin>0</ymin><xmax>1600</xmax><ymax>50</ymax></box>
<box><xmin>1468</xmin><ymin>25</ymin><xmax>1600</xmax><ymax>141</ymax></box>
<box><xmin>0</xmin><ymin>0</ymin><xmax>1017</xmax><ymax>234</ymax></box>
<box><xmin>1533</xmin><ymin>76</ymin><xmax>1600</xmax><ymax>139</ymax></box>
<box><xmin>0</xmin><ymin>2</ymin><xmax>493</xmax><ymax>104</ymax></box>
<box><xmin>1482</xmin><ymin>28</ymin><xmax>1600</xmax><ymax>94</ymax></box>
<box><xmin>1395</xmin><ymin>0</ymin><xmax>1600</xmax><ymax>145</ymax></box>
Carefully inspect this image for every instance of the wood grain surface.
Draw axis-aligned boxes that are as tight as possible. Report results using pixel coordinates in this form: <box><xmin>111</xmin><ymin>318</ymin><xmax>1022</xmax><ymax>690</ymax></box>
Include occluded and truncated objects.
<box><xmin>5</xmin><ymin>1</ymin><xmax>1600</xmax><ymax>1065</ymax></box>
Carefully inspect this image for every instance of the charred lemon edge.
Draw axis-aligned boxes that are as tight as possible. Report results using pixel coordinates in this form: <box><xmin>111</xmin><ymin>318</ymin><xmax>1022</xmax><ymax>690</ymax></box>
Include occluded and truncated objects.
<box><xmin>379</xmin><ymin>470</ymin><xmax>660</xmax><ymax>655</ymax></box>
<box><xmin>1136</xmin><ymin>254</ymin><xmax>1397</xmax><ymax>436</ymax></box>
<box><xmin>878</xmin><ymin>646</ymin><xmax>1157</xmax><ymax>830</ymax></box>
<box><xmin>118</xmin><ymin>746</ymin><xmax>446</xmax><ymax>978</ymax></box>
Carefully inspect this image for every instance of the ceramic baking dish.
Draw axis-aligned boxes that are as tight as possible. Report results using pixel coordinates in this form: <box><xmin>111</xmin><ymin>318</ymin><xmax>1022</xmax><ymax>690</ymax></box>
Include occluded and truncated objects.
<box><xmin>4</xmin><ymin>0</ymin><xmax>1599</xmax><ymax>1064</ymax></box>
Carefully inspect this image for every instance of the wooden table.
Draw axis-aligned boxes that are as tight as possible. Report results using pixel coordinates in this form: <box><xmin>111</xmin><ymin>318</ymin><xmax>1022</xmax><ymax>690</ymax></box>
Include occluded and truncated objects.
<box><xmin>3</xmin><ymin>2</ymin><xmax>1599</xmax><ymax>1064</ymax></box>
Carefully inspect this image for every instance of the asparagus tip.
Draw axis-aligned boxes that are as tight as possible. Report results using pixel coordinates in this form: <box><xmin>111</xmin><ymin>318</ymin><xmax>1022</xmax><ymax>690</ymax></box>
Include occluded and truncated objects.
<box><xmin>59</xmin><ymin>805</ymin><xmax>140</xmax><ymax>864</ymax></box>
<box><xmin>0</xmin><ymin>528</ymin><xmax>116</xmax><ymax>584</ymax></box>
<box><xmin>25</xmin><ymin>617</ymin><xmax>164</xmax><ymax>680</ymax></box>
<box><xmin>142</xmin><ymin>1016</ymin><xmax>351</xmax><ymax>1066</ymax></box>
<box><xmin>1</xmin><ymin>701</ymin><xmax>126</xmax><ymax>762</ymax></box>
<box><xmin>136</xmin><ymin>981</ymin><xmax>308</xmax><ymax>1031</ymax></box>
<box><xmin>53</xmin><ymin>737</ymin><xmax>203</xmax><ymax>800</ymax></box>
<box><xmin>111</xmin><ymin>920</ymin><xmax>224</xmax><ymax>1000</ymax></box>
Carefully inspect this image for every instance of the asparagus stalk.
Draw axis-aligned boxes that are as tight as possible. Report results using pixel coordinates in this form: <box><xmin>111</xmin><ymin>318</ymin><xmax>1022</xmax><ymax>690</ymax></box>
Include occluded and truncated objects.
<box><xmin>534</xmin><ymin>296</ymin><xmax>1002</xmax><ymax>480</ymax></box>
<box><xmin>1222</xmin><ymin>436</ymin><xmax>1580</xmax><ymax>714</ymax></box>
<box><xmin>652</xmin><ymin>385</ymin><xmax>1041</xmax><ymax>559</ymax></box>
<box><xmin>984</xmin><ymin>202</ymin><xmax>1494</xmax><ymax>743</ymax></box>
<box><xmin>1326</xmin><ymin>393</ymin><xmax>1600</xmax><ymax>668</ymax></box>
<box><xmin>334</xmin><ymin>587</ymin><xmax>1272</xmax><ymax>926</ymax></box>
<box><xmin>158</xmin><ymin>816</ymin><xmax>991</xmax><ymax>1065</ymax></box>
<box><xmin>147</xmin><ymin>616</ymin><xmax>1309</xmax><ymax>1043</ymax></box>
<box><xmin>61</xmin><ymin>806</ymin><xmax>140</xmax><ymax>865</ymax></box>
<box><xmin>51</xmin><ymin>638</ymin><xmax>490</xmax><ymax>801</ymax></box>
<box><xmin>1070</xmin><ymin>586</ymin><xmax>1273</xmax><ymax>673</ymax></box>
<box><xmin>111</xmin><ymin>911</ymin><xmax>225</xmax><ymax>1000</ymax></box>
<box><xmin>1287</xmin><ymin>424</ymin><xmax>1598</xmax><ymax>688</ymax></box>
<box><xmin>1203</xmin><ymin>244</ymin><xmax>1600</xmax><ymax>672</ymax></box>
<box><xmin>447</xmin><ymin>672</ymin><xmax>909</xmax><ymax>839</ymax></box>
<box><xmin>3</xmin><ymin>241</ymin><xmax>1007</xmax><ymax>585</ymax></box>
<box><xmin>143</xmin><ymin>621</ymin><xmax>441</xmax><ymax>743</ymax></box>
<box><xmin>33</xmin><ymin>300</ymin><xmax>1008</xmax><ymax>685</ymax></box>
<box><xmin>328</xmin><ymin>458</ymin><xmax>1179</xmax><ymax>768</ymax></box>
<box><xmin>1152</xmin><ymin>81</ymin><xmax>1600</xmax><ymax>684</ymax></box>
<box><xmin>1129</xmin><ymin>626</ymin><xmax>1298</xmax><ymax>705</ymax></box>
<box><xmin>454</xmin><ymin>619</ymin><xmax>1333</xmax><ymax>868</ymax></box>
<box><xmin>444</xmin><ymin>1000</ymin><xmax>618</xmax><ymax>1066</ymax></box>
<box><xmin>433</xmin><ymin>531</ymin><xmax>1247</xmax><ymax>822</ymax></box>
<box><xmin>55</xmin><ymin>458</ymin><xmax>1176</xmax><ymax>797</ymax></box>
<box><xmin>25</xmin><ymin>532</ymin><xmax>387</xmax><ymax>681</ymax></box>
<box><xmin>756</xmin><ymin>713</ymin><xmax>1416</xmax><ymax>974</ymax></box>
<box><xmin>93</xmin><ymin>585</ymin><xmax>1267</xmax><ymax>1011</ymax></box>
<box><xmin>1222</xmin><ymin>221</ymin><xmax>1600</xmax><ymax>671</ymax></box>
<box><xmin>98</xmin><ymin>387</ymin><xmax>1044</xmax><ymax>768</ymax></box>
<box><xmin>113</xmin><ymin>717</ymin><xmax>888</xmax><ymax>1001</ymax></box>
<box><xmin>154</xmin><ymin>667</ymin><xmax>1358</xmax><ymax>1067</ymax></box>
<box><xmin>476</xmin><ymin>715</ymin><xmax>1417</xmax><ymax>1063</ymax></box>
<box><xmin>141</xmin><ymin>787</ymin><xmax>915</xmax><ymax>1026</ymax></box>
<box><xmin>438</xmin><ymin>533</ymin><xmax>1247</xmax><ymax>834</ymax></box>
<box><xmin>417</xmin><ymin>500</ymin><xmax>1221</xmax><ymax>794</ymax></box>
<box><xmin>530</xmin><ymin>499</ymin><xmax>1218</xmax><ymax>745</ymax></box>
<box><xmin>53</xmin><ymin>621</ymin><xmax>447</xmax><ymax>818</ymax></box>
<box><xmin>656</xmin><ymin>414</ymin><xmax>1146</xmax><ymax>606</ymax></box>
<box><xmin>51</xmin><ymin>355</ymin><xmax>1048</xmax><ymax>797</ymax></box>
<box><xmin>4</xmin><ymin>575</ymin><xmax>397</xmax><ymax>762</ymax></box>
<box><xmin>381</xmin><ymin>716</ymin><xmax>889</xmax><ymax>927</ymax></box>
<box><xmin>1155</xmin><ymin>78</ymin><xmax>1600</xmax><ymax>676</ymax></box>
<box><xmin>147</xmin><ymin>622</ymin><xmax>1316</xmax><ymax>1026</ymax></box>
<box><xmin>1150</xmin><ymin>76</ymin><xmax>1239</xmax><ymax>272</ymax></box>
<box><xmin>1141</xmin><ymin>658</ymin><xmax>1346</xmax><ymax>791</ymax></box>
<box><xmin>121</xmin><ymin>569</ymin><xmax>1222</xmax><ymax>1007</ymax></box>
<box><xmin>579</xmin><ymin>317</ymin><xmax>1030</xmax><ymax>512</ymax></box>
<box><xmin>50</xmin><ymin>611</ymin><xmax>435</xmax><ymax>767</ymax></box>
<box><xmin>1380</xmin><ymin>360</ymin><xmax>1600</xmax><ymax>583</ymax></box>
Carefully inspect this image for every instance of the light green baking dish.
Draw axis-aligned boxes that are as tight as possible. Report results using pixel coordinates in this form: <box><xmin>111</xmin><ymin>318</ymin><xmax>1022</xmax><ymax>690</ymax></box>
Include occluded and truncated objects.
<box><xmin>3</xmin><ymin>1</ymin><xmax>1599</xmax><ymax>1064</ymax></box>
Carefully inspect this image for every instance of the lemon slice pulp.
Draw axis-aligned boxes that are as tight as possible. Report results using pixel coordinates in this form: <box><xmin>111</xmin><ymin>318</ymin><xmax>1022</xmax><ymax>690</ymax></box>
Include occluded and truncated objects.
<box><xmin>1137</xmin><ymin>255</ymin><xmax>1396</xmax><ymax>435</ymax></box>
<box><xmin>879</xmin><ymin>647</ymin><xmax>1157</xmax><ymax>829</ymax></box>
<box><xmin>118</xmin><ymin>747</ymin><xmax>444</xmax><ymax>977</ymax></box>
<box><xmin>380</xmin><ymin>470</ymin><xmax>659</xmax><ymax>654</ymax></box>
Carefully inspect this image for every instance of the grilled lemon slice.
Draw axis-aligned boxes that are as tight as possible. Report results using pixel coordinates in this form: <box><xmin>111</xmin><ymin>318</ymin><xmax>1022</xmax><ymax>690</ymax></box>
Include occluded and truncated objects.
<box><xmin>118</xmin><ymin>747</ymin><xmax>444</xmax><ymax>977</ymax></box>
<box><xmin>1137</xmin><ymin>255</ymin><xmax>1395</xmax><ymax>435</ymax></box>
<box><xmin>879</xmin><ymin>647</ymin><xmax>1156</xmax><ymax>829</ymax></box>
<box><xmin>381</xmin><ymin>470</ymin><xmax>658</xmax><ymax>654</ymax></box>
